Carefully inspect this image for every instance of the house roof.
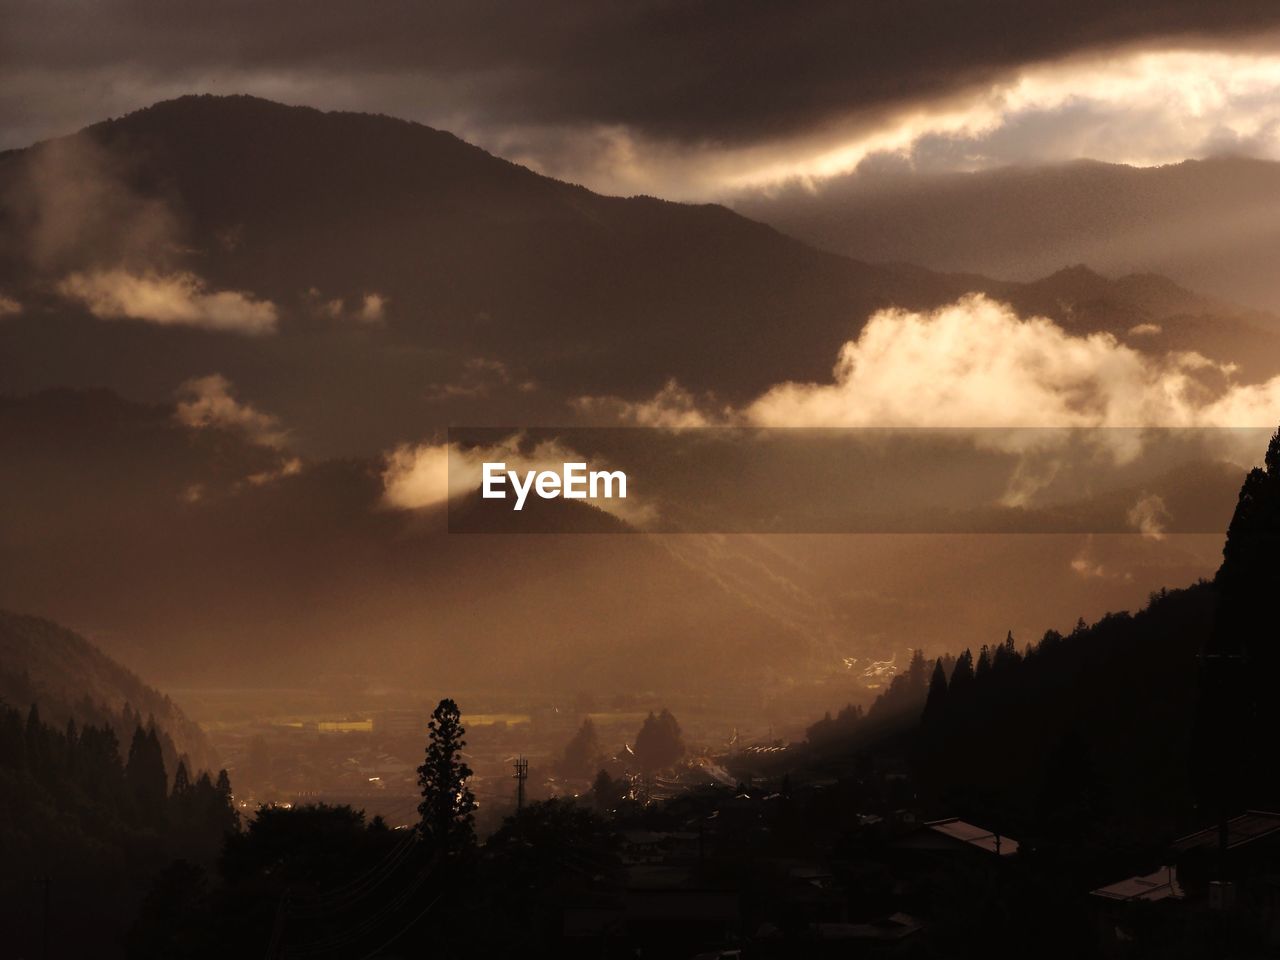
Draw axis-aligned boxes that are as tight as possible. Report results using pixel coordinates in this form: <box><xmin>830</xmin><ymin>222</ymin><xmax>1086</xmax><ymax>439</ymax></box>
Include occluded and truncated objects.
<box><xmin>1173</xmin><ymin>810</ymin><xmax>1280</xmax><ymax>853</ymax></box>
<box><xmin>1092</xmin><ymin>866</ymin><xmax>1183</xmax><ymax>903</ymax></box>
<box><xmin>925</xmin><ymin>818</ymin><xmax>1019</xmax><ymax>856</ymax></box>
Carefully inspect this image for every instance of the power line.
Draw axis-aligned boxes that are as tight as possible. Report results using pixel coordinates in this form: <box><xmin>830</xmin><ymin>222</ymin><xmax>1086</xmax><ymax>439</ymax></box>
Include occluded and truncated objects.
<box><xmin>282</xmin><ymin>861</ymin><xmax>438</xmax><ymax>958</ymax></box>
<box><xmin>286</xmin><ymin>833</ymin><xmax>420</xmax><ymax>918</ymax></box>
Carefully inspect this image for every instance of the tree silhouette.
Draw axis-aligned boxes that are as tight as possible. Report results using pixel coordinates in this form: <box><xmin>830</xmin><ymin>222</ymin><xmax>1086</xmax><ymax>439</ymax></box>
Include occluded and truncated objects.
<box><xmin>560</xmin><ymin>717</ymin><xmax>602</xmax><ymax>779</ymax></box>
<box><xmin>922</xmin><ymin>659</ymin><xmax>948</xmax><ymax>725</ymax></box>
<box><xmin>417</xmin><ymin>698</ymin><xmax>476</xmax><ymax>854</ymax></box>
<box><xmin>975</xmin><ymin>644</ymin><xmax>992</xmax><ymax>681</ymax></box>
<box><xmin>993</xmin><ymin>630</ymin><xmax>1021</xmax><ymax>672</ymax></box>
<box><xmin>906</xmin><ymin>648</ymin><xmax>928</xmax><ymax>692</ymax></box>
<box><xmin>592</xmin><ymin>769</ymin><xmax>626</xmax><ymax>813</ymax></box>
<box><xmin>634</xmin><ymin>708</ymin><xmax>685</xmax><ymax>772</ymax></box>
<box><xmin>1197</xmin><ymin>424</ymin><xmax>1280</xmax><ymax>807</ymax></box>
<box><xmin>1</xmin><ymin>699</ymin><xmax>236</xmax><ymax>955</ymax></box>
<box><xmin>127</xmin><ymin>724</ymin><xmax>168</xmax><ymax>826</ymax></box>
<box><xmin>172</xmin><ymin>758</ymin><xmax>191</xmax><ymax>797</ymax></box>
<box><xmin>950</xmin><ymin>648</ymin><xmax>975</xmax><ymax>699</ymax></box>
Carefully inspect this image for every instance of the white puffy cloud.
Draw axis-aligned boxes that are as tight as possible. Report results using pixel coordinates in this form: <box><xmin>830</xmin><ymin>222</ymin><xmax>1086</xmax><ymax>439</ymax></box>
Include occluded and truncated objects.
<box><xmin>59</xmin><ymin>269</ymin><xmax>277</xmax><ymax>335</ymax></box>
<box><xmin>174</xmin><ymin>374</ymin><xmax>287</xmax><ymax>448</ymax></box>
<box><xmin>571</xmin><ymin>378</ymin><xmax>719</xmax><ymax>428</ymax></box>
<box><xmin>743</xmin><ymin>295</ymin><xmax>1277</xmax><ymax>431</ymax></box>
<box><xmin>381</xmin><ymin>442</ymin><xmax>457</xmax><ymax>511</ymax></box>
<box><xmin>577</xmin><ymin>294</ymin><xmax>1280</xmax><ymax>506</ymax></box>
<box><xmin>586</xmin><ymin>295</ymin><xmax>1280</xmax><ymax>435</ymax></box>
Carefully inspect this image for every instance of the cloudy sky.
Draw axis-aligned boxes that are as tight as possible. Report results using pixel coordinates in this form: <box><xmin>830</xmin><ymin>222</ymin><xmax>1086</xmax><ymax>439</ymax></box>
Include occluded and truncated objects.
<box><xmin>6</xmin><ymin>2</ymin><xmax>1280</xmax><ymax>198</ymax></box>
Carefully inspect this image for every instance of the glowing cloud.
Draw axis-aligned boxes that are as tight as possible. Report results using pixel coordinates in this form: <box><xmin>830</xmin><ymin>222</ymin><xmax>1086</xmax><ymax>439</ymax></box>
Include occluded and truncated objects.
<box><xmin>498</xmin><ymin>47</ymin><xmax>1280</xmax><ymax>199</ymax></box>
<box><xmin>174</xmin><ymin>374</ymin><xmax>287</xmax><ymax>448</ymax></box>
<box><xmin>359</xmin><ymin>293</ymin><xmax>388</xmax><ymax>324</ymax></box>
<box><xmin>1127</xmin><ymin>494</ymin><xmax>1171</xmax><ymax>541</ymax></box>
<box><xmin>745</xmin><ymin>295</ymin><xmax>1280</xmax><ymax>432</ymax></box>
<box><xmin>572</xmin><ymin>379</ymin><xmax>719</xmax><ymax>428</ymax></box>
<box><xmin>577</xmin><ymin>295</ymin><xmax>1280</xmax><ymax>509</ymax></box>
<box><xmin>59</xmin><ymin>269</ymin><xmax>277</xmax><ymax>335</ymax></box>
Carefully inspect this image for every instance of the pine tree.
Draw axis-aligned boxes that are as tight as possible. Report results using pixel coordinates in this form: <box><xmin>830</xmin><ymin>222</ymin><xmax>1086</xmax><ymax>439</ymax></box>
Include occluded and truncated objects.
<box><xmin>63</xmin><ymin>717</ymin><xmax>79</xmax><ymax>776</ymax></box>
<box><xmin>906</xmin><ymin>649</ymin><xmax>928</xmax><ymax>693</ymax></box>
<box><xmin>950</xmin><ymin>649</ymin><xmax>975</xmax><ymax>698</ymax></box>
<box><xmin>210</xmin><ymin>769</ymin><xmax>240</xmax><ymax>837</ymax></box>
<box><xmin>561</xmin><ymin>717</ymin><xmax>602</xmax><ymax>779</ymax></box>
<box><xmin>25</xmin><ymin>703</ymin><xmax>44</xmax><ymax>775</ymax></box>
<box><xmin>126</xmin><ymin>724</ymin><xmax>168</xmax><ymax>826</ymax></box>
<box><xmin>172</xmin><ymin>759</ymin><xmax>191</xmax><ymax>797</ymax></box>
<box><xmin>975</xmin><ymin>645</ymin><xmax>992</xmax><ymax>681</ymax></box>
<box><xmin>922</xmin><ymin>659</ymin><xmax>948</xmax><ymax>724</ymax></box>
<box><xmin>1198</xmin><ymin>423</ymin><xmax>1280</xmax><ymax>805</ymax></box>
<box><xmin>634</xmin><ymin>708</ymin><xmax>685</xmax><ymax>773</ymax></box>
<box><xmin>417</xmin><ymin>698</ymin><xmax>476</xmax><ymax>854</ymax></box>
<box><xmin>994</xmin><ymin>630</ymin><xmax>1020</xmax><ymax>671</ymax></box>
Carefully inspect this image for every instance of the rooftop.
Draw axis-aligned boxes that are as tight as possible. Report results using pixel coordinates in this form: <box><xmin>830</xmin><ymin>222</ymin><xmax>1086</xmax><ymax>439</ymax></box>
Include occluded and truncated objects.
<box><xmin>1174</xmin><ymin>810</ymin><xmax>1280</xmax><ymax>853</ymax></box>
<box><xmin>1092</xmin><ymin>866</ymin><xmax>1183</xmax><ymax>903</ymax></box>
<box><xmin>926</xmin><ymin>818</ymin><xmax>1020</xmax><ymax>856</ymax></box>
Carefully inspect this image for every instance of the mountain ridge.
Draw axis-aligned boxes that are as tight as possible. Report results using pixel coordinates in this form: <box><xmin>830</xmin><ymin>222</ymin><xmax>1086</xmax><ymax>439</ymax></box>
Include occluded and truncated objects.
<box><xmin>5</xmin><ymin>96</ymin><xmax>1277</xmax><ymax>454</ymax></box>
<box><xmin>734</xmin><ymin>155</ymin><xmax>1280</xmax><ymax>314</ymax></box>
<box><xmin>0</xmin><ymin>608</ymin><xmax>219</xmax><ymax>775</ymax></box>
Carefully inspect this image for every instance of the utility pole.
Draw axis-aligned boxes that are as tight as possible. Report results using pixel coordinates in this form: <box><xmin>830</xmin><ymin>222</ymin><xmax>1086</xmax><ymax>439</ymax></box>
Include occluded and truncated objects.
<box><xmin>513</xmin><ymin>756</ymin><xmax>528</xmax><ymax>811</ymax></box>
<box><xmin>1199</xmin><ymin>648</ymin><xmax>1246</xmax><ymax>889</ymax></box>
<box><xmin>42</xmin><ymin>874</ymin><xmax>50</xmax><ymax>960</ymax></box>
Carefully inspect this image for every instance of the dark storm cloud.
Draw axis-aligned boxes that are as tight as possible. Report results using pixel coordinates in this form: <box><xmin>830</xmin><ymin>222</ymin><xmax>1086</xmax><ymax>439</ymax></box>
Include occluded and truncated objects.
<box><xmin>5</xmin><ymin>0</ymin><xmax>1280</xmax><ymax>150</ymax></box>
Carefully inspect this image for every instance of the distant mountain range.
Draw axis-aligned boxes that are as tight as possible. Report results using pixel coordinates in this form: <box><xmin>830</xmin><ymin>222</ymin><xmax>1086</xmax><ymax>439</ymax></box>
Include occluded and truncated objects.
<box><xmin>0</xmin><ymin>96</ymin><xmax>1270</xmax><ymax>696</ymax></box>
<box><xmin>734</xmin><ymin>156</ymin><xmax>1280</xmax><ymax>314</ymax></box>
<box><xmin>1</xmin><ymin>98</ymin><xmax>1277</xmax><ymax>455</ymax></box>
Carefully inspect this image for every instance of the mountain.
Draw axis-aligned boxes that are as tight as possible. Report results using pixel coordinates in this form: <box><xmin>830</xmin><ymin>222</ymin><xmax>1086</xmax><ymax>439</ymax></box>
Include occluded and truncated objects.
<box><xmin>733</xmin><ymin>156</ymin><xmax>1280</xmax><ymax>314</ymax></box>
<box><xmin>0</xmin><ymin>609</ymin><xmax>218</xmax><ymax>775</ymax></box>
<box><xmin>0</xmin><ymin>388</ymin><xmax>820</xmax><ymax>689</ymax></box>
<box><xmin>2</xmin><ymin>98</ymin><xmax>1276</xmax><ymax>456</ymax></box>
<box><xmin>0</xmin><ymin>97</ymin><xmax>1271</xmax><ymax>695</ymax></box>
<box><xmin>0</xmin><ymin>387</ymin><xmax>1233</xmax><ymax>692</ymax></box>
<box><xmin>0</xmin><ymin>95</ymin><xmax>962</xmax><ymax>455</ymax></box>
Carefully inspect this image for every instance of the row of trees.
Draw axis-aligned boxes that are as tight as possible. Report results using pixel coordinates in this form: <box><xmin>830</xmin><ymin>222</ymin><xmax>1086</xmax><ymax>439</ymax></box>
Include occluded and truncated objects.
<box><xmin>804</xmin><ymin>581</ymin><xmax>1215</xmax><ymax>854</ymax></box>
<box><xmin>807</xmin><ymin>628</ymin><xmax>1061</xmax><ymax>746</ymax></box>
<box><xmin>131</xmin><ymin>697</ymin><xmax>626</xmax><ymax>957</ymax></box>
<box><xmin>922</xmin><ymin>630</ymin><xmax>1038</xmax><ymax>725</ymax></box>
<box><xmin>0</xmin><ymin>699</ymin><xmax>240</xmax><ymax>957</ymax></box>
<box><xmin>559</xmin><ymin>707</ymin><xmax>687</xmax><ymax>779</ymax></box>
<box><xmin>0</xmin><ymin>701</ymin><xmax>236</xmax><ymax>837</ymax></box>
<box><xmin>415</xmin><ymin>699</ymin><xmax>691</xmax><ymax>855</ymax></box>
